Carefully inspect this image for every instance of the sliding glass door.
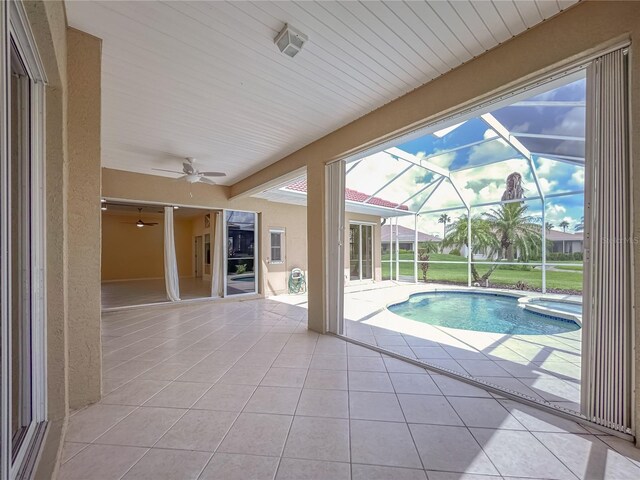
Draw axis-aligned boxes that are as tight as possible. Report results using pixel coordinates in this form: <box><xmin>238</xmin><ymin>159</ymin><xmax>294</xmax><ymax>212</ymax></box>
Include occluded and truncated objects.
<box><xmin>349</xmin><ymin>223</ymin><xmax>373</xmax><ymax>281</ymax></box>
<box><xmin>2</xmin><ymin>2</ymin><xmax>48</xmax><ymax>478</ymax></box>
<box><xmin>224</xmin><ymin>210</ymin><xmax>258</xmax><ymax>296</ymax></box>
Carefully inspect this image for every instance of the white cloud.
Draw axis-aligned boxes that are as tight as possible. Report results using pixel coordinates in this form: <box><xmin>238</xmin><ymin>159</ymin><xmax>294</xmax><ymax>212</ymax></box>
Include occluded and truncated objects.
<box><xmin>571</xmin><ymin>169</ymin><xmax>585</xmax><ymax>186</ymax></box>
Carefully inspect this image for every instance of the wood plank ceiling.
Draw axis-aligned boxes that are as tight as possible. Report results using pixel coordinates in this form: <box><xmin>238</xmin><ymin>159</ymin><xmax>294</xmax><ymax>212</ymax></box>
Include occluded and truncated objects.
<box><xmin>65</xmin><ymin>0</ymin><xmax>578</xmax><ymax>185</ymax></box>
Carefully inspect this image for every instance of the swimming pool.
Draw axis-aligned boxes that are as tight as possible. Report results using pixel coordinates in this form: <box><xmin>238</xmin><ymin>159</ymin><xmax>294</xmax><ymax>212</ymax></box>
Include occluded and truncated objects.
<box><xmin>388</xmin><ymin>291</ymin><xmax>581</xmax><ymax>335</ymax></box>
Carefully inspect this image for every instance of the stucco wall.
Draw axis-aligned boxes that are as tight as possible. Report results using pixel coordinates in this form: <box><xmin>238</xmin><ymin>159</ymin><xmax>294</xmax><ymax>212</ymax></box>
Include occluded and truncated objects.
<box><xmin>66</xmin><ymin>27</ymin><xmax>102</xmax><ymax>412</ymax></box>
<box><xmin>101</xmin><ymin>168</ymin><xmax>309</xmax><ymax>297</ymax></box>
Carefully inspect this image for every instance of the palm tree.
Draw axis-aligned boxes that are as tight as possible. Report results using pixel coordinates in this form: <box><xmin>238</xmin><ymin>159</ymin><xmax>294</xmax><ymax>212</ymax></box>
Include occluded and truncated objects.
<box><xmin>438</xmin><ymin>213</ymin><xmax>451</xmax><ymax>239</ymax></box>
<box><xmin>442</xmin><ymin>215</ymin><xmax>499</xmax><ymax>282</ymax></box>
<box><xmin>545</xmin><ymin>222</ymin><xmax>555</xmax><ymax>232</ymax></box>
<box><xmin>484</xmin><ymin>203</ymin><xmax>543</xmax><ymax>262</ymax></box>
<box><xmin>417</xmin><ymin>241</ymin><xmax>440</xmax><ymax>282</ymax></box>
<box><xmin>559</xmin><ymin>220</ymin><xmax>570</xmax><ymax>232</ymax></box>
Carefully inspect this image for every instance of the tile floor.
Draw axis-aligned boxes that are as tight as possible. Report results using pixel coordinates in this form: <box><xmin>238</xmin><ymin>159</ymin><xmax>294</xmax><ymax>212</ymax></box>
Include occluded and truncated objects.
<box><xmin>102</xmin><ymin>277</ymin><xmax>213</xmax><ymax>309</ymax></box>
<box><xmin>343</xmin><ymin>282</ymin><xmax>582</xmax><ymax>412</ymax></box>
<box><xmin>59</xmin><ymin>297</ymin><xmax>640</xmax><ymax>479</ymax></box>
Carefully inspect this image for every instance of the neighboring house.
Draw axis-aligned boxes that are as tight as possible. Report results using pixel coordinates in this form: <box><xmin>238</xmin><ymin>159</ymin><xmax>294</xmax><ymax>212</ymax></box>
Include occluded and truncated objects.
<box><xmin>381</xmin><ymin>224</ymin><xmax>441</xmax><ymax>253</ymax></box>
<box><xmin>547</xmin><ymin>229</ymin><xmax>584</xmax><ymax>254</ymax></box>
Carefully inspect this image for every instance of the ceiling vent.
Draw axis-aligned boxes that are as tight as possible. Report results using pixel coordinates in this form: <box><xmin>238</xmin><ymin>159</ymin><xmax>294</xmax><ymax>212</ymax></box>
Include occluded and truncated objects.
<box><xmin>274</xmin><ymin>23</ymin><xmax>308</xmax><ymax>58</ymax></box>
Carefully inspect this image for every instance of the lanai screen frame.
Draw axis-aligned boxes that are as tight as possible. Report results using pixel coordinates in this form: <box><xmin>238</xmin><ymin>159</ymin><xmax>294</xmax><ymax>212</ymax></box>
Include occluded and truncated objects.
<box><xmin>345</xmin><ymin>76</ymin><xmax>586</xmax><ymax>293</ymax></box>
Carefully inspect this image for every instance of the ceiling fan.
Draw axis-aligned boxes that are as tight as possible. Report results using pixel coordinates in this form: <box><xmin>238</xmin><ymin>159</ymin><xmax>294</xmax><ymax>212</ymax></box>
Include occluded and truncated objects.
<box><xmin>153</xmin><ymin>157</ymin><xmax>226</xmax><ymax>185</ymax></box>
<box><xmin>122</xmin><ymin>208</ymin><xmax>159</xmax><ymax>228</ymax></box>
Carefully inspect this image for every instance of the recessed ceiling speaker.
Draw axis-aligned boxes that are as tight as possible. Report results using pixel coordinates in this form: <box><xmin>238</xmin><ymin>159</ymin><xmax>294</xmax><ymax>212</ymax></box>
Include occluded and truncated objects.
<box><xmin>274</xmin><ymin>23</ymin><xmax>308</xmax><ymax>58</ymax></box>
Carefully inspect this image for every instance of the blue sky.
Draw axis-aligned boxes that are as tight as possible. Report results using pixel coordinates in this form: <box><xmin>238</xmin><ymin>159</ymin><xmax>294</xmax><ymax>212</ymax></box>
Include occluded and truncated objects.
<box><xmin>346</xmin><ymin>76</ymin><xmax>586</xmax><ymax>238</ymax></box>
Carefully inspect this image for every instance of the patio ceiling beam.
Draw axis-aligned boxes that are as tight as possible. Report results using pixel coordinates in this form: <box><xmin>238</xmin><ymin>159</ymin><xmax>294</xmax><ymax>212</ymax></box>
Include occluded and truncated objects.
<box><xmin>394</xmin><ymin>176</ymin><xmax>442</xmax><ymax>210</ymax></box>
<box><xmin>421</xmin><ymin>136</ymin><xmax>498</xmax><ymax>161</ymax></box>
<box><xmin>529</xmin><ymin>152</ymin><xmax>585</xmax><ymax>166</ymax></box>
<box><xmin>363</xmin><ymin>164</ymin><xmax>414</xmax><ymax>204</ymax></box>
<box><xmin>509</xmin><ymin>132</ymin><xmax>585</xmax><ymax>142</ymax></box>
<box><xmin>509</xmin><ymin>101</ymin><xmax>586</xmax><ymax>107</ymax></box>
<box><xmin>384</xmin><ymin>147</ymin><xmax>450</xmax><ymax>178</ymax></box>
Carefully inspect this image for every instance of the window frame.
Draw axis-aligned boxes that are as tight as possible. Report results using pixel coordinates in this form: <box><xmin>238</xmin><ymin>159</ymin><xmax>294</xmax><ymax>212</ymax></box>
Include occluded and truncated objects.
<box><xmin>269</xmin><ymin>228</ymin><xmax>285</xmax><ymax>265</ymax></box>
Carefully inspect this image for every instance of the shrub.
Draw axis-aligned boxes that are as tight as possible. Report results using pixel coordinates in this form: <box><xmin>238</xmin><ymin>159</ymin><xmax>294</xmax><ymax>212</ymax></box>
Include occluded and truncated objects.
<box><xmin>448</xmin><ymin>248</ymin><xmax>461</xmax><ymax>256</ymax></box>
<box><xmin>235</xmin><ymin>264</ymin><xmax>247</xmax><ymax>274</ymax></box>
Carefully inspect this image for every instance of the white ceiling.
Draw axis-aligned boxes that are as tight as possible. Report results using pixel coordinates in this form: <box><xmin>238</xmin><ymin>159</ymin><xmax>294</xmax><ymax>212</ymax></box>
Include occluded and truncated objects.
<box><xmin>65</xmin><ymin>0</ymin><xmax>577</xmax><ymax>185</ymax></box>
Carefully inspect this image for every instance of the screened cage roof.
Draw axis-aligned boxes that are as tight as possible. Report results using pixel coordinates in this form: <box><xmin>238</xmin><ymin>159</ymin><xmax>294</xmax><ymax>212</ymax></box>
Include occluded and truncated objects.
<box><xmin>254</xmin><ymin>74</ymin><xmax>585</xmax><ymax>227</ymax></box>
<box><xmin>344</xmin><ymin>74</ymin><xmax>586</xmax><ymax>215</ymax></box>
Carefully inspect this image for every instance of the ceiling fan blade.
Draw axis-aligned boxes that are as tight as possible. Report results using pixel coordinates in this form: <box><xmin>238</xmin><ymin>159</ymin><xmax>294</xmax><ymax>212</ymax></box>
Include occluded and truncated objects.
<box><xmin>200</xmin><ymin>171</ymin><xmax>227</xmax><ymax>177</ymax></box>
<box><xmin>199</xmin><ymin>177</ymin><xmax>217</xmax><ymax>185</ymax></box>
<box><xmin>173</xmin><ymin>174</ymin><xmax>187</xmax><ymax>181</ymax></box>
<box><xmin>152</xmin><ymin>168</ymin><xmax>184</xmax><ymax>175</ymax></box>
<box><xmin>183</xmin><ymin>161</ymin><xmax>195</xmax><ymax>175</ymax></box>
<box><xmin>143</xmin><ymin>222</ymin><xmax>159</xmax><ymax>226</ymax></box>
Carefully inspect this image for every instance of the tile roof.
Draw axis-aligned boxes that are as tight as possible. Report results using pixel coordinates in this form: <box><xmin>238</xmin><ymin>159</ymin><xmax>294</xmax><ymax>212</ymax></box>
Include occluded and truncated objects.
<box><xmin>285</xmin><ymin>179</ymin><xmax>409</xmax><ymax>211</ymax></box>
<box><xmin>381</xmin><ymin>224</ymin><xmax>441</xmax><ymax>242</ymax></box>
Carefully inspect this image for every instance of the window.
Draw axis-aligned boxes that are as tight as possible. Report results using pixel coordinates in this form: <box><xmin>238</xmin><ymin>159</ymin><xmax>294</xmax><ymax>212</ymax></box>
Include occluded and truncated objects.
<box><xmin>270</xmin><ymin>229</ymin><xmax>285</xmax><ymax>264</ymax></box>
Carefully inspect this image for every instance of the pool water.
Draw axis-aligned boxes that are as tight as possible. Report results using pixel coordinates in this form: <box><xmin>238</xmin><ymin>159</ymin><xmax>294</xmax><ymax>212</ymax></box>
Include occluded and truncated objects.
<box><xmin>529</xmin><ymin>299</ymin><xmax>582</xmax><ymax>315</ymax></box>
<box><xmin>388</xmin><ymin>292</ymin><xmax>581</xmax><ymax>335</ymax></box>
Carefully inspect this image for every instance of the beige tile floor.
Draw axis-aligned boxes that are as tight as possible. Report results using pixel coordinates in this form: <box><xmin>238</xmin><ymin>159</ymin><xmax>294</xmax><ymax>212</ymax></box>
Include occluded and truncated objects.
<box><xmin>59</xmin><ymin>297</ymin><xmax>640</xmax><ymax>480</ymax></box>
<box><xmin>342</xmin><ymin>282</ymin><xmax>582</xmax><ymax>412</ymax></box>
<box><xmin>102</xmin><ymin>277</ymin><xmax>213</xmax><ymax>309</ymax></box>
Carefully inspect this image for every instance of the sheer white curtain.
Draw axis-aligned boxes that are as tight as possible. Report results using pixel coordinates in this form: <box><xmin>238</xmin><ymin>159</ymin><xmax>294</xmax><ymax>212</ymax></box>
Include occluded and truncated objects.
<box><xmin>582</xmin><ymin>47</ymin><xmax>631</xmax><ymax>431</ymax></box>
<box><xmin>163</xmin><ymin>206</ymin><xmax>181</xmax><ymax>301</ymax></box>
<box><xmin>211</xmin><ymin>211</ymin><xmax>223</xmax><ymax>297</ymax></box>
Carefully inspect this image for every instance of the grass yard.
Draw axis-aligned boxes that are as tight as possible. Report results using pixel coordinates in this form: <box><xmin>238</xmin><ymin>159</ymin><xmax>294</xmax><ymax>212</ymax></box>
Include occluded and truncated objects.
<box><xmin>381</xmin><ymin>252</ymin><xmax>583</xmax><ymax>292</ymax></box>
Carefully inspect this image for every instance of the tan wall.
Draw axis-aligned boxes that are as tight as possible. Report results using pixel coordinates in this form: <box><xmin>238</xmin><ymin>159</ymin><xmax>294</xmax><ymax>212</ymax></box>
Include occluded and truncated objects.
<box><xmin>101</xmin><ymin>213</ymin><xmax>214</xmax><ymax>281</ymax></box>
<box><xmin>101</xmin><ymin>213</ymin><xmax>165</xmax><ymax>281</ymax></box>
<box><xmin>176</xmin><ymin>216</ymin><xmax>195</xmax><ymax>278</ymax></box>
<box><xmin>67</xmin><ymin>27</ymin><xmax>102</xmax><ymax>411</ymax></box>
<box><xmin>102</xmin><ymin>168</ymin><xmax>308</xmax><ymax>296</ymax></box>
<box><xmin>230</xmin><ymin>1</ymin><xmax>640</xmax><ymax>437</ymax></box>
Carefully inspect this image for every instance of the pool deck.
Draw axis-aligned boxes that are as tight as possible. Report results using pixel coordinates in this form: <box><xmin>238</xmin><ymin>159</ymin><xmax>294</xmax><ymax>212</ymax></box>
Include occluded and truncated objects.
<box><xmin>342</xmin><ymin>282</ymin><xmax>582</xmax><ymax>412</ymax></box>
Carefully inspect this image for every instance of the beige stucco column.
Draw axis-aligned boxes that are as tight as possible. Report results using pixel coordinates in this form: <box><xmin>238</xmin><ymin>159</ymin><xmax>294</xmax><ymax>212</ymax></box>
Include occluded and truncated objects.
<box><xmin>67</xmin><ymin>28</ymin><xmax>102</xmax><ymax>409</ymax></box>
<box><xmin>306</xmin><ymin>161</ymin><xmax>326</xmax><ymax>333</ymax></box>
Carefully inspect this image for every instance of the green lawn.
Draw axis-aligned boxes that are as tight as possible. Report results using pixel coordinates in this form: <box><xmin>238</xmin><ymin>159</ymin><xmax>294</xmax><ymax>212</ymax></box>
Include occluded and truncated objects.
<box><xmin>381</xmin><ymin>252</ymin><xmax>583</xmax><ymax>292</ymax></box>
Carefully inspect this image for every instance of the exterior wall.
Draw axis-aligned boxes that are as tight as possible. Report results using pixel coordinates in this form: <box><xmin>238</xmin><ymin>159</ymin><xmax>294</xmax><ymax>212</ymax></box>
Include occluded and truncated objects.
<box><xmin>344</xmin><ymin>211</ymin><xmax>382</xmax><ymax>284</ymax></box>
<box><xmin>101</xmin><ymin>168</ymin><xmax>308</xmax><ymax>297</ymax></box>
<box><xmin>229</xmin><ymin>1</ymin><xmax>640</xmax><ymax>438</ymax></box>
<box><xmin>66</xmin><ymin>27</ymin><xmax>102</xmax><ymax>411</ymax></box>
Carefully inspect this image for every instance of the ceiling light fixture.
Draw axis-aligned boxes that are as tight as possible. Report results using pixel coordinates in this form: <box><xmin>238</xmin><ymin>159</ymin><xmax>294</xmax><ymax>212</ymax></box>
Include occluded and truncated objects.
<box><xmin>101</xmin><ymin>204</ymin><xmax>107</xmax><ymax>211</ymax></box>
<box><xmin>136</xmin><ymin>220</ymin><xmax>144</xmax><ymax>228</ymax></box>
<box><xmin>274</xmin><ymin>23</ymin><xmax>308</xmax><ymax>58</ymax></box>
